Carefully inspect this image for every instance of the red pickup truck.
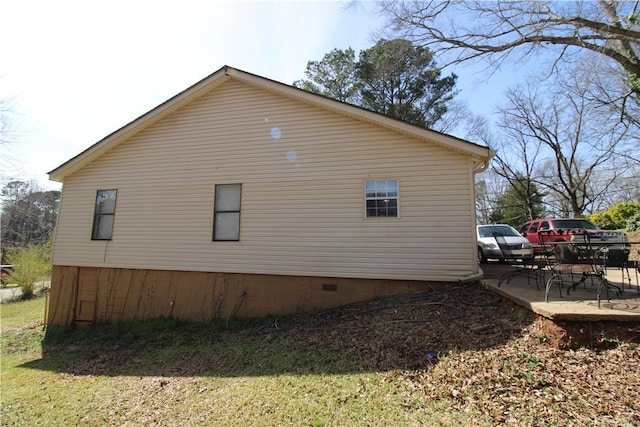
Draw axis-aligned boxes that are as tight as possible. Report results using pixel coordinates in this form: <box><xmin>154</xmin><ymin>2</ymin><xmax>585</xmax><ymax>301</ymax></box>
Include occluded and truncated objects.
<box><xmin>518</xmin><ymin>218</ymin><xmax>629</xmax><ymax>263</ymax></box>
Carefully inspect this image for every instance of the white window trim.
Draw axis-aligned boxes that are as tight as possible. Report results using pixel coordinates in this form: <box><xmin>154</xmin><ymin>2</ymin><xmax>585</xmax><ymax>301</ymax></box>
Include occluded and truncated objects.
<box><xmin>364</xmin><ymin>179</ymin><xmax>399</xmax><ymax>219</ymax></box>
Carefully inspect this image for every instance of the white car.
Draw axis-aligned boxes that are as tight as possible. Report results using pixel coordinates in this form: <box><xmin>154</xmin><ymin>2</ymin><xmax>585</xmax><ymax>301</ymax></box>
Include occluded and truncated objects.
<box><xmin>477</xmin><ymin>224</ymin><xmax>534</xmax><ymax>263</ymax></box>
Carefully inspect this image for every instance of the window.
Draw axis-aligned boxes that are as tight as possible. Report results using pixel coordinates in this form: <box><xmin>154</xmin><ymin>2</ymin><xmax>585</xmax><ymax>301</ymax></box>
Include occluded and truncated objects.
<box><xmin>213</xmin><ymin>184</ymin><xmax>242</xmax><ymax>241</ymax></box>
<box><xmin>365</xmin><ymin>179</ymin><xmax>398</xmax><ymax>218</ymax></box>
<box><xmin>92</xmin><ymin>189</ymin><xmax>117</xmax><ymax>240</ymax></box>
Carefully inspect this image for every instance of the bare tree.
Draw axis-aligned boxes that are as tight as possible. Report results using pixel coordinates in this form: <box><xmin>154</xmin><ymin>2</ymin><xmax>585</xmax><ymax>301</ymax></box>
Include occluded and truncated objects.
<box><xmin>583</xmin><ymin>50</ymin><xmax>640</xmax><ymax>134</ymax></box>
<box><xmin>475</xmin><ymin>170</ymin><xmax>506</xmax><ymax>224</ymax></box>
<box><xmin>379</xmin><ymin>1</ymin><xmax>640</xmax><ymax>96</ymax></box>
<box><xmin>1</xmin><ymin>97</ymin><xmax>18</xmax><ymax>148</ymax></box>
<box><xmin>1</xmin><ymin>180</ymin><xmax>60</xmax><ymax>249</ymax></box>
<box><xmin>492</xmin><ymin>107</ymin><xmax>547</xmax><ymax>221</ymax></box>
<box><xmin>432</xmin><ymin>99</ymin><xmax>491</xmax><ymax>140</ymax></box>
<box><xmin>1</xmin><ymin>96</ymin><xmax>23</xmax><ymax>182</ymax></box>
<box><xmin>496</xmin><ymin>69</ymin><xmax>633</xmax><ymax>216</ymax></box>
<box><xmin>376</xmin><ymin>0</ymin><xmax>640</xmax><ymax>216</ymax></box>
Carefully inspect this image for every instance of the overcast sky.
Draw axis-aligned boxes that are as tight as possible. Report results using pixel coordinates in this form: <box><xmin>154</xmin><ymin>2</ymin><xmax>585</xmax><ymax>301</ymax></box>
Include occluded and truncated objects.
<box><xmin>1</xmin><ymin>0</ymin><xmax>512</xmax><ymax>190</ymax></box>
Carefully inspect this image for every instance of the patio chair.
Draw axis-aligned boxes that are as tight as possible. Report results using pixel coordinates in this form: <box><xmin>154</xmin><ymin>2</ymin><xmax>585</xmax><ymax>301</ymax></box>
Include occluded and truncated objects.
<box><xmin>494</xmin><ymin>233</ymin><xmax>542</xmax><ymax>289</ymax></box>
<box><xmin>603</xmin><ymin>245</ymin><xmax>635</xmax><ymax>292</ymax></box>
<box><xmin>544</xmin><ymin>235</ymin><xmax>621</xmax><ymax>308</ymax></box>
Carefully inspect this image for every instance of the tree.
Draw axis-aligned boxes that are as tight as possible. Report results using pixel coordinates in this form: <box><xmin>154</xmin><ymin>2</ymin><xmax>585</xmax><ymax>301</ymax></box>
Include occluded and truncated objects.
<box><xmin>492</xmin><ymin>95</ymin><xmax>545</xmax><ymax>216</ymax></box>
<box><xmin>1</xmin><ymin>180</ymin><xmax>60</xmax><ymax>250</ymax></box>
<box><xmin>376</xmin><ymin>1</ymin><xmax>640</xmax><ymax>217</ymax></box>
<box><xmin>1</xmin><ymin>96</ymin><xmax>21</xmax><ymax>179</ymax></box>
<box><xmin>486</xmin><ymin>51</ymin><xmax>639</xmax><ymax>217</ymax></box>
<box><xmin>495</xmin><ymin>68</ymin><xmax>633</xmax><ymax>217</ymax></box>
<box><xmin>379</xmin><ymin>1</ymin><xmax>640</xmax><ymax>97</ymax></box>
<box><xmin>1</xmin><ymin>97</ymin><xmax>16</xmax><ymax>147</ymax></box>
<box><xmin>357</xmin><ymin>39</ymin><xmax>458</xmax><ymax>128</ymax></box>
<box><xmin>294</xmin><ymin>39</ymin><xmax>458</xmax><ymax>128</ymax></box>
<box><xmin>293</xmin><ymin>48</ymin><xmax>361</xmax><ymax>104</ymax></box>
<box><xmin>489</xmin><ymin>175</ymin><xmax>546</xmax><ymax>226</ymax></box>
<box><xmin>589</xmin><ymin>201</ymin><xmax>640</xmax><ymax>230</ymax></box>
<box><xmin>476</xmin><ymin>170</ymin><xmax>506</xmax><ymax>224</ymax></box>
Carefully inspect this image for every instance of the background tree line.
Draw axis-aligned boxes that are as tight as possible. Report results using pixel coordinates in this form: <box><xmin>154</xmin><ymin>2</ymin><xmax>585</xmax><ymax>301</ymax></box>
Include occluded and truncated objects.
<box><xmin>1</xmin><ymin>180</ymin><xmax>60</xmax><ymax>249</ymax></box>
<box><xmin>0</xmin><ymin>179</ymin><xmax>58</xmax><ymax>295</ymax></box>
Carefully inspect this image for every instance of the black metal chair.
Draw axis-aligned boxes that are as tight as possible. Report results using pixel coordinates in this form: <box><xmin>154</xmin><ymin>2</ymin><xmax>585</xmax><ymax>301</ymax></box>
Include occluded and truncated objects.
<box><xmin>544</xmin><ymin>235</ymin><xmax>622</xmax><ymax>308</ymax></box>
<box><xmin>603</xmin><ymin>246</ymin><xmax>636</xmax><ymax>293</ymax></box>
<box><xmin>495</xmin><ymin>233</ymin><xmax>544</xmax><ymax>289</ymax></box>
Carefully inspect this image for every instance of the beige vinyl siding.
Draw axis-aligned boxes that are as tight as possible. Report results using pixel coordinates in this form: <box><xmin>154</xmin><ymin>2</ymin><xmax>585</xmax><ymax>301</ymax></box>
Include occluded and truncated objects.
<box><xmin>52</xmin><ymin>80</ymin><xmax>478</xmax><ymax>281</ymax></box>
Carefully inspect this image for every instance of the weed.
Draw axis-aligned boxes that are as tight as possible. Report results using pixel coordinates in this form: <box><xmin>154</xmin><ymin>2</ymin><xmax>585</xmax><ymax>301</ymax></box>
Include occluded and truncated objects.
<box><xmin>520</xmin><ymin>352</ymin><xmax>542</xmax><ymax>368</ymax></box>
<box><xmin>598</xmin><ymin>331</ymin><xmax>622</xmax><ymax>349</ymax></box>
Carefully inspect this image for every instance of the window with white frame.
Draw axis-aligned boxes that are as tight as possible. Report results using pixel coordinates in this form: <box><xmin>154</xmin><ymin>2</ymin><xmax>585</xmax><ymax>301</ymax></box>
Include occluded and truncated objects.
<box><xmin>365</xmin><ymin>179</ymin><xmax>398</xmax><ymax>218</ymax></box>
<box><xmin>92</xmin><ymin>189</ymin><xmax>117</xmax><ymax>240</ymax></box>
<box><xmin>213</xmin><ymin>183</ymin><xmax>242</xmax><ymax>241</ymax></box>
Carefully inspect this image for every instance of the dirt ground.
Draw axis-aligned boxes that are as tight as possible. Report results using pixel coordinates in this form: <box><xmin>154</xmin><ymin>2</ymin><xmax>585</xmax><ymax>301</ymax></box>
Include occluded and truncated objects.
<box><xmin>243</xmin><ymin>282</ymin><xmax>640</xmax><ymax>424</ymax></box>
<box><xmin>296</xmin><ymin>283</ymin><xmax>640</xmax><ymax>424</ymax></box>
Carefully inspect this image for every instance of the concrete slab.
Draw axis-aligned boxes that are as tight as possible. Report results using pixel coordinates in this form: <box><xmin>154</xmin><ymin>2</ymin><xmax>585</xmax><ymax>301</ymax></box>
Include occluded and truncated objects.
<box><xmin>481</xmin><ymin>263</ymin><xmax>640</xmax><ymax>321</ymax></box>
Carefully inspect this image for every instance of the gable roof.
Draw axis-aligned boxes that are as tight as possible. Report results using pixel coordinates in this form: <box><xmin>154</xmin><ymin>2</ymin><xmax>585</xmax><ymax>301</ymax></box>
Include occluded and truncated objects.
<box><xmin>48</xmin><ymin>65</ymin><xmax>494</xmax><ymax>182</ymax></box>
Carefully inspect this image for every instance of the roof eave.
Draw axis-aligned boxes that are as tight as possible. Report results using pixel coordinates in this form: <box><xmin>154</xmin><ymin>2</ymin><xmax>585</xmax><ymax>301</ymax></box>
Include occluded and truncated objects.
<box><xmin>49</xmin><ymin>65</ymin><xmax>493</xmax><ymax>182</ymax></box>
<box><xmin>225</xmin><ymin>67</ymin><xmax>494</xmax><ymax>160</ymax></box>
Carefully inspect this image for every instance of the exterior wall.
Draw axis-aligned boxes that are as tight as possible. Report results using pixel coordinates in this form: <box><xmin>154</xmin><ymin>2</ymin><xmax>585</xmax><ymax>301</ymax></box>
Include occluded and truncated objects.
<box><xmin>46</xmin><ymin>265</ymin><xmax>452</xmax><ymax>326</ymax></box>
<box><xmin>52</xmin><ymin>79</ymin><xmax>478</xmax><ymax>284</ymax></box>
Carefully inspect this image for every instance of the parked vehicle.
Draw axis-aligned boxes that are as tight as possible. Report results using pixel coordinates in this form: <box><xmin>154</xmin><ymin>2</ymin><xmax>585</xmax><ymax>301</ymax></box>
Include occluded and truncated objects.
<box><xmin>518</xmin><ymin>218</ymin><xmax>628</xmax><ymax>264</ymax></box>
<box><xmin>519</xmin><ymin>218</ymin><xmax>626</xmax><ymax>250</ymax></box>
<box><xmin>477</xmin><ymin>224</ymin><xmax>534</xmax><ymax>263</ymax></box>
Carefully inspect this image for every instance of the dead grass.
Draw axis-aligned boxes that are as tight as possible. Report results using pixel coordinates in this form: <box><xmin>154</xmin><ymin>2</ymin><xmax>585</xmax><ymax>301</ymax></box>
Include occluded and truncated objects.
<box><xmin>1</xmin><ymin>285</ymin><xmax>640</xmax><ymax>426</ymax></box>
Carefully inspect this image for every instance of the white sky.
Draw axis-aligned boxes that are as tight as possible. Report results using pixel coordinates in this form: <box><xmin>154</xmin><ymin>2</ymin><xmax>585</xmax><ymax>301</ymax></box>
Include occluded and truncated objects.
<box><xmin>1</xmin><ymin>0</ymin><xmax>514</xmax><ymax>190</ymax></box>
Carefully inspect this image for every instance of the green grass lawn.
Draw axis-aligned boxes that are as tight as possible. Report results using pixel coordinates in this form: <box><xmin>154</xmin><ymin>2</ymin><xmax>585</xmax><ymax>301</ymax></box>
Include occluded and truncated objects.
<box><xmin>2</xmin><ymin>287</ymin><xmax>639</xmax><ymax>426</ymax></box>
<box><xmin>1</xmin><ymin>297</ymin><xmax>46</xmax><ymax>331</ymax></box>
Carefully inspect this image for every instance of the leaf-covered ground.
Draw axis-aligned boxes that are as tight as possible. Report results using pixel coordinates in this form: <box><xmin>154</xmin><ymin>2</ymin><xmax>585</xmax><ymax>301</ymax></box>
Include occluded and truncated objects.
<box><xmin>279</xmin><ymin>285</ymin><xmax>640</xmax><ymax>425</ymax></box>
<box><xmin>3</xmin><ymin>283</ymin><xmax>640</xmax><ymax>426</ymax></box>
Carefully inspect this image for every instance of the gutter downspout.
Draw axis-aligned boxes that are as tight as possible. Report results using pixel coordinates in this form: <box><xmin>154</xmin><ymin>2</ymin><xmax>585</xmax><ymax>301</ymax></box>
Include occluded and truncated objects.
<box><xmin>458</xmin><ymin>266</ymin><xmax>484</xmax><ymax>284</ymax></box>
<box><xmin>462</xmin><ymin>148</ymin><xmax>494</xmax><ymax>285</ymax></box>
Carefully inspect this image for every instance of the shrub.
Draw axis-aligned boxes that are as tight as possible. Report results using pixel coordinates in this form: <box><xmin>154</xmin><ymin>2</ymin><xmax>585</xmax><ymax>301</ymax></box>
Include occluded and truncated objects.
<box><xmin>627</xmin><ymin>212</ymin><xmax>640</xmax><ymax>232</ymax></box>
<box><xmin>5</xmin><ymin>242</ymin><xmax>52</xmax><ymax>299</ymax></box>
<box><xmin>589</xmin><ymin>202</ymin><xmax>640</xmax><ymax>230</ymax></box>
<box><xmin>588</xmin><ymin>212</ymin><xmax>616</xmax><ymax>230</ymax></box>
<box><xmin>609</xmin><ymin>202</ymin><xmax>640</xmax><ymax>229</ymax></box>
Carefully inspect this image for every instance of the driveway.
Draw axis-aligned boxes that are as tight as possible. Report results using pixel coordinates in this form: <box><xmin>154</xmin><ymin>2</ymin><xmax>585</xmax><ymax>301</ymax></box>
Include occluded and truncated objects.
<box><xmin>0</xmin><ymin>282</ymin><xmax>50</xmax><ymax>303</ymax></box>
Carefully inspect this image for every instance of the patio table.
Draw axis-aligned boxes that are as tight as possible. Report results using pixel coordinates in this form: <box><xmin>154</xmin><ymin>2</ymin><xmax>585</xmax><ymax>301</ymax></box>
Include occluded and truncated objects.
<box><xmin>544</xmin><ymin>240</ymin><xmax>640</xmax><ymax>308</ymax></box>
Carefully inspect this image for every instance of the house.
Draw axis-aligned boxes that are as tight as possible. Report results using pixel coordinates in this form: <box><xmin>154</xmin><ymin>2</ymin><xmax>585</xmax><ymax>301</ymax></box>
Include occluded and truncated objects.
<box><xmin>46</xmin><ymin>66</ymin><xmax>493</xmax><ymax>326</ymax></box>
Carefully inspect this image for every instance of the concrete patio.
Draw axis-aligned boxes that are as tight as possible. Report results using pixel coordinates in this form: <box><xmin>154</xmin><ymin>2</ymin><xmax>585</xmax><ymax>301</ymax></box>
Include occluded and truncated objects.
<box><xmin>482</xmin><ymin>262</ymin><xmax>640</xmax><ymax>321</ymax></box>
